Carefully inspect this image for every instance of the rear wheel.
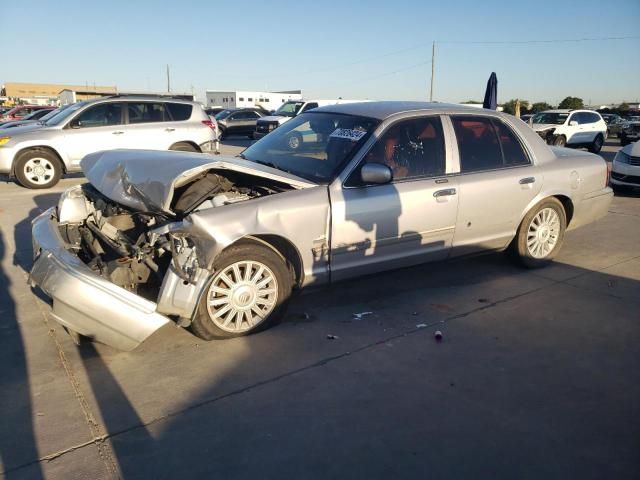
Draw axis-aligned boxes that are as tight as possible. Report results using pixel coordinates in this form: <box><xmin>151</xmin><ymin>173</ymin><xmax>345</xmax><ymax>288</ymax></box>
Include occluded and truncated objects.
<box><xmin>191</xmin><ymin>243</ymin><xmax>293</xmax><ymax>340</ymax></box>
<box><xmin>588</xmin><ymin>134</ymin><xmax>604</xmax><ymax>153</ymax></box>
<box><xmin>553</xmin><ymin>135</ymin><xmax>567</xmax><ymax>147</ymax></box>
<box><xmin>170</xmin><ymin>142</ymin><xmax>198</xmax><ymax>152</ymax></box>
<box><xmin>510</xmin><ymin>197</ymin><xmax>566</xmax><ymax>268</ymax></box>
<box><xmin>14</xmin><ymin>149</ymin><xmax>62</xmax><ymax>189</ymax></box>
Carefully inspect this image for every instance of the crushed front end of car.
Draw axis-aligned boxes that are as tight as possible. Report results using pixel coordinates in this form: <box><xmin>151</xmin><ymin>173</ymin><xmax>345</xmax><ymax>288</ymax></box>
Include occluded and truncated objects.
<box><xmin>29</xmin><ymin>150</ymin><xmax>312</xmax><ymax>350</ymax></box>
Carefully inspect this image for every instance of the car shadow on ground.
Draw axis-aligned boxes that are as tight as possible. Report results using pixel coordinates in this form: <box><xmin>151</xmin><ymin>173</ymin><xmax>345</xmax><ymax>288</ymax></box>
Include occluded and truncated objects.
<box><xmin>0</xmin><ymin>230</ymin><xmax>44</xmax><ymax>479</ymax></box>
<box><xmin>13</xmin><ymin>193</ymin><xmax>62</xmax><ymax>272</ymax></box>
<box><xmin>72</xmin><ymin>253</ymin><xmax>640</xmax><ymax>479</ymax></box>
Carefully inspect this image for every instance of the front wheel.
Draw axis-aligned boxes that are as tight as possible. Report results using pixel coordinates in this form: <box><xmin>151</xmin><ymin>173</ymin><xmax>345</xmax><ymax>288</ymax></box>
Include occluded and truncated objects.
<box><xmin>509</xmin><ymin>197</ymin><xmax>566</xmax><ymax>268</ymax></box>
<box><xmin>588</xmin><ymin>134</ymin><xmax>604</xmax><ymax>153</ymax></box>
<box><xmin>14</xmin><ymin>149</ymin><xmax>62</xmax><ymax>189</ymax></box>
<box><xmin>191</xmin><ymin>243</ymin><xmax>293</xmax><ymax>340</ymax></box>
<box><xmin>553</xmin><ymin>135</ymin><xmax>567</xmax><ymax>147</ymax></box>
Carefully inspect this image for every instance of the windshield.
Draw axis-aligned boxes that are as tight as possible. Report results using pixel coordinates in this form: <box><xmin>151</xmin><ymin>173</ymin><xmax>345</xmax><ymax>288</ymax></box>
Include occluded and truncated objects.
<box><xmin>215</xmin><ymin>109</ymin><xmax>235</xmax><ymax>120</ymax></box>
<box><xmin>241</xmin><ymin>112</ymin><xmax>379</xmax><ymax>184</ymax></box>
<box><xmin>275</xmin><ymin>101</ymin><xmax>305</xmax><ymax>118</ymax></box>
<box><xmin>44</xmin><ymin>102</ymin><xmax>86</xmax><ymax>126</ymax></box>
<box><xmin>532</xmin><ymin>112</ymin><xmax>568</xmax><ymax>125</ymax></box>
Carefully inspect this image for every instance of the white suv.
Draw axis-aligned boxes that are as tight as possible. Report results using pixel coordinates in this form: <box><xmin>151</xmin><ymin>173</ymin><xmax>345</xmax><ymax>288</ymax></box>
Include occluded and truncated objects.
<box><xmin>530</xmin><ymin>109</ymin><xmax>607</xmax><ymax>153</ymax></box>
<box><xmin>0</xmin><ymin>96</ymin><xmax>217</xmax><ymax>189</ymax></box>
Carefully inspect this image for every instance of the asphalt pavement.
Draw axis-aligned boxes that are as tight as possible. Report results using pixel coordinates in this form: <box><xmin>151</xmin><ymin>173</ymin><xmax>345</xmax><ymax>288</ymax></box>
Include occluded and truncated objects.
<box><xmin>0</xmin><ymin>138</ymin><xmax>638</xmax><ymax>479</ymax></box>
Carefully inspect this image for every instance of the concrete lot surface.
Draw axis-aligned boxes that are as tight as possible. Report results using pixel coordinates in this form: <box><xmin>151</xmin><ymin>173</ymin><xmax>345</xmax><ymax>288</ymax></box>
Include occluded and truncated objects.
<box><xmin>0</xmin><ymin>139</ymin><xmax>638</xmax><ymax>479</ymax></box>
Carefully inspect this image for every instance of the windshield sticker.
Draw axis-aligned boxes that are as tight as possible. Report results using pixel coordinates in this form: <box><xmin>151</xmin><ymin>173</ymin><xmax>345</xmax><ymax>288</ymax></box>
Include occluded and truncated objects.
<box><xmin>330</xmin><ymin>128</ymin><xmax>367</xmax><ymax>141</ymax></box>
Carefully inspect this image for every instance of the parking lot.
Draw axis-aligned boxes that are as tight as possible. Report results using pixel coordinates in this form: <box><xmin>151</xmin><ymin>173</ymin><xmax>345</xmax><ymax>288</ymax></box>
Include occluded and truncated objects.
<box><xmin>0</xmin><ymin>138</ymin><xmax>638</xmax><ymax>479</ymax></box>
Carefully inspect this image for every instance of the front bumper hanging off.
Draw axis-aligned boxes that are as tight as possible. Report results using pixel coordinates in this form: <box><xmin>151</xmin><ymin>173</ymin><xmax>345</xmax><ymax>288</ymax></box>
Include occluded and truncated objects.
<box><xmin>30</xmin><ymin>207</ymin><xmax>170</xmax><ymax>351</ymax></box>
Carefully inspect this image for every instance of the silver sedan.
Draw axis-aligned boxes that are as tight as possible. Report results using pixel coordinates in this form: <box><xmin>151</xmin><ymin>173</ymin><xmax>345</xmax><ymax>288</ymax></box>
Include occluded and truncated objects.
<box><xmin>30</xmin><ymin>101</ymin><xmax>613</xmax><ymax>350</ymax></box>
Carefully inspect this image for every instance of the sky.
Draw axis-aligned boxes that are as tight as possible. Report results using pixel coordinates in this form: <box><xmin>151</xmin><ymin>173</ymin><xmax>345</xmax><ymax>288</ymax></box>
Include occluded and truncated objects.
<box><xmin>1</xmin><ymin>0</ymin><xmax>639</xmax><ymax>106</ymax></box>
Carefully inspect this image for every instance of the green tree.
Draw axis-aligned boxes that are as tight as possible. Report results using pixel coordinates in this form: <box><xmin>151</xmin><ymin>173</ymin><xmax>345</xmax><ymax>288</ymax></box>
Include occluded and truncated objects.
<box><xmin>501</xmin><ymin>99</ymin><xmax>529</xmax><ymax>115</ymax></box>
<box><xmin>460</xmin><ymin>100</ymin><xmax>481</xmax><ymax>104</ymax></box>
<box><xmin>558</xmin><ymin>96</ymin><xmax>584</xmax><ymax>109</ymax></box>
<box><xmin>530</xmin><ymin>102</ymin><xmax>553</xmax><ymax>113</ymax></box>
<box><xmin>618</xmin><ymin>102</ymin><xmax>630</xmax><ymax>112</ymax></box>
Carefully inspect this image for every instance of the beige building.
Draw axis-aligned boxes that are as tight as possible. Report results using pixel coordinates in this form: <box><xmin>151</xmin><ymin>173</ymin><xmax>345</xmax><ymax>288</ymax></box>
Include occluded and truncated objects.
<box><xmin>1</xmin><ymin>82</ymin><xmax>117</xmax><ymax>105</ymax></box>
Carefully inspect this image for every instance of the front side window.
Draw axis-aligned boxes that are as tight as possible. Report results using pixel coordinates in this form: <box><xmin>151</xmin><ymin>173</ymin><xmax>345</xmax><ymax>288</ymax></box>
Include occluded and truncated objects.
<box><xmin>361</xmin><ymin>116</ymin><xmax>446</xmax><ymax>181</ymax></box>
<box><xmin>568</xmin><ymin>113</ymin><xmax>583</xmax><ymax>125</ymax></box>
<box><xmin>73</xmin><ymin>103</ymin><xmax>122</xmax><ymax>128</ymax></box>
<box><xmin>452</xmin><ymin>116</ymin><xmax>529</xmax><ymax>172</ymax></box>
<box><xmin>127</xmin><ymin>103</ymin><xmax>166</xmax><ymax>124</ymax></box>
<box><xmin>241</xmin><ymin>112</ymin><xmax>378</xmax><ymax>184</ymax></box>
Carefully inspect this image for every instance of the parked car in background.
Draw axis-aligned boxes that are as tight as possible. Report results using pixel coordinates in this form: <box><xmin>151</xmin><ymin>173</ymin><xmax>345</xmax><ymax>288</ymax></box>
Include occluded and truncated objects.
<box><xmin>0</xmin><ymin>107</ymin><xmax>57</xmax><ymax>129</ymax></box>
<box><xmin>530</xmin><ymin>109</ymin><xmax>607</xmax><ymax>153</ymax></box>
<box><xmin>520</xmin><ymin>113</ymin><xmax>533</xmax><ymax>123</ymax></box>
<box><xmin>215</xmin><ymin>108</ymin><xmax>267</xmax><ymax>139</ymax></box>
<box><xmin>619</xmin><ymin>117</ymin><xmax>640</xmax><ymax>146</ymax></box>
<box><xmin>0</xmin><ymin>105</ymin><xmax>53</xmax><ymax>121</ymax></box>
<box><xmin>601</xmin><ymin>113</ymin><xmax>624</xmax><ymax>137</ymax></box>
<box><xmin>610</xmin><ymin>140</ymin><xmax>640</xmax><ymax>192</ymax></box>
<box><xmin>205</xmin><ymin>107</ymin><xmax>226</xmax><ymax>117</ymax></box>
<box><xmin>0</xmin><ymin>96</ymin><xmax>217</xmax><ymax>189</ymax></box>
<box><xmin>254</xmin><ymin>99</ymin><xmax>367</xmax><ymax>141</ymax></box>
<box><xmin>30</xmin><ymin>101</ymin><xmax>613</xmax><ymax>350</ymax></box>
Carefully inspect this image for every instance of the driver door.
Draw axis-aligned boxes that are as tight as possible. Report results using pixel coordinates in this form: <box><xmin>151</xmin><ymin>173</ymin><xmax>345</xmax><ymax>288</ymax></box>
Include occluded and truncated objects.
<box><xmin>329</xmin><ymin>116</ymin><xmax>458</xmax><ymax>281</ymax></box>
<box><xmin>62</xmin><ymin>102</ymin><xmax>125</xmax><ymax>168</ymax></box>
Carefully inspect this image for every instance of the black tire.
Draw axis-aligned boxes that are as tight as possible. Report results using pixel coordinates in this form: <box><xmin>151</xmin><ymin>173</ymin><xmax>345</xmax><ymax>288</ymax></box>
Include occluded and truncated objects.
<box><xmin>588</xmin><ymin>134</ymin><xmax>604</xmax><ymax>153</ymax></box>
<box><xmin>509</xmin><ymin>197</ymin><xmax>567</xmax><ymax>268</ymax></box>
<box><xmin>191</xmin><ymin>243</ymin><xmax>293</xmax><ymax>340</ymax></box>
<box><xmin>218</xmin><ymin>128</ymin><xmax>226</xmax><ymax>140</ymax></box>
<box><xmin>14</xmin><ymin>149</ymin><xmax>62</xmax><ymax>189</ymax></box>
<box><xmin>286</xmin><ymin>132</ymin><xmax>303</xmax><ymax>150</ymax></box>
<box><xmin>553</xmin><ymin>135</ymin><xmax>567</xmax><ymax>147</ymax></box>
<box><xmin>620</xmin><ymin>135</ymin><xmax>630</xmax><ymax>146</ymax></box>
<box><xmin>170</xmin><ymin>142</ymin><xmax>198</xmax><ymax>152</ymax></box>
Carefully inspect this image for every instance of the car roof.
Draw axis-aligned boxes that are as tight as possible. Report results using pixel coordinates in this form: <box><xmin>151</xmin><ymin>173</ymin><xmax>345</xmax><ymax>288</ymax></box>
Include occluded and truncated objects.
<box><xmin>312</xmin><ymin>101</ymin><xmax>496</xmax><ymax>120</ymax></box>
<box><xmin>83</xmin><ymin>96</ymin><xmax>198</xmax><ymax>106</ymax></box>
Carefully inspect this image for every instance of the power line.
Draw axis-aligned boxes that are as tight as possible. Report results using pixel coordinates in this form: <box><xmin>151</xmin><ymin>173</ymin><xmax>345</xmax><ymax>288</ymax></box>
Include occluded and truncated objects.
<box><xmin>438</xmin><ymin>35</ymin><xmax>640</xmax><ymax>45</ymax></box>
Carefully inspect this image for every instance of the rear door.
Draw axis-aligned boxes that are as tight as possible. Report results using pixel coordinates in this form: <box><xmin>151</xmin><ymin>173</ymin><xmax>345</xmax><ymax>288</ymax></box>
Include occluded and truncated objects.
<box><xmin>123</xmin><ymin>102</ymin><xmax>179</xmax><ymax>149</ymax></box>
<box><xmin>62</xmin><ymin>102</ymin><xmax>125</xmax><ymax>167</ymax></box>
<box><xmin>449</xmin><ymin>115</ymin><xmax>541</xmax><ymax>255</ymax></box>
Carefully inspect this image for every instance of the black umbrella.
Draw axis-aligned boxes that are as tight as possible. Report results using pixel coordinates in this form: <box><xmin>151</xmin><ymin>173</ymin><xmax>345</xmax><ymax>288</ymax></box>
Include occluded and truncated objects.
<box><xmin>482</xmin><ymin>72</ymin><xmax>498</xmax><ymax>110</ymax></box>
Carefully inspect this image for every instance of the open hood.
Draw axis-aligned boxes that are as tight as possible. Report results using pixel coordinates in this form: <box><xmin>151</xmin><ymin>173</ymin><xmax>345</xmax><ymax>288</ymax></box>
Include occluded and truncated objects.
<box><xmin>81</xmin><ymin>149</ymin><xmax>317</xmax><ymax>214</ymax></box>
<box><xmin>531</xmin><ymin>123</ymin><xmax>557</xmax><ymax>132</ymax></box>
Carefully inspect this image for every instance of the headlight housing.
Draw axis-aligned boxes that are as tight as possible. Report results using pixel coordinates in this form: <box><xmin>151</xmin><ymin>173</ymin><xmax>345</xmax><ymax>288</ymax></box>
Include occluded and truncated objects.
<box><xmin>614</xmin><ymin>151</ymin><xmax>630</xmax><ymax>164</ymax></box>
<box><xmin>0</xmin><ymin>136</ymin><xmax>11</xmax><ymax>146</ymax></box>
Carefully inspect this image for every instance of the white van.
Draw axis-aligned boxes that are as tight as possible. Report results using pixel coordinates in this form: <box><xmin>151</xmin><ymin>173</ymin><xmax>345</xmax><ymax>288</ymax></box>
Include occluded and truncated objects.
<box><xmin>254</xmin><ymin>99</ymin><xmax>366</xmax><ymax>140</ymax></box>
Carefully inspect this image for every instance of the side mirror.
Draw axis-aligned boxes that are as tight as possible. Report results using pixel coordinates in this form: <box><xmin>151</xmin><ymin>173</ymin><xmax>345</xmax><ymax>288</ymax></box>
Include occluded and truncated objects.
<box><xmin>361</xmin><ymin>163</ymin><xmax>392</xmax><ymax>185</ymax></box>
<box><xmin>69</xmin><ymin>119</ymin><xmax>81</xmax><ymax>129</ymax></box>
<box><xmin>569</xmin><ymin>120</ymin><xmax>578</xmax><ymax>126</ymax></box>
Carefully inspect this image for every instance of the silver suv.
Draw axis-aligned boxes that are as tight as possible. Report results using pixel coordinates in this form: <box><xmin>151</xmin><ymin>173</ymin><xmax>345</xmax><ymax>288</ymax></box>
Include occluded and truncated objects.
<box><xmin>0</xmin><ymin>96</ymin><xmax>217</xmax><ymax>188</ymax></box>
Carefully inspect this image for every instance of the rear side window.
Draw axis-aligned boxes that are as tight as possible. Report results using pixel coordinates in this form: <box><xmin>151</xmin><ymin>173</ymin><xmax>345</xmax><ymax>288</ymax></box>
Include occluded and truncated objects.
<box><xmin>452</xmin><ymin>116</ymin><xmax>529</xmax><ymax>172</ymax></box>
<box><xmin>166</xmin><ymin>103</ymin><xmax>192</xmax><ymax>121</ymax></box>
<box><xmin>492</xmin><ymin>120</ymin><xmax>530</xmax><ymax>166</ymax></box>
<box><xmin>127</xmin><ymin>103</ymin><xmax>167</xmax><ymax>124</ymax></box>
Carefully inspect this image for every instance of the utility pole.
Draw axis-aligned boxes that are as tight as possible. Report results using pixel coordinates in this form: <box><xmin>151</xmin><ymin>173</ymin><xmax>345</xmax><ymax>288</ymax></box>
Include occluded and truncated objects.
<box><xmin>166</xmin><ymin>64</ymin><xmax>171</xmax><ymax>93</ymax></box>
<box><xmin>429</xmin><ymin>41</ymin><xmax>436</xmax><ymax>102</ymax></box>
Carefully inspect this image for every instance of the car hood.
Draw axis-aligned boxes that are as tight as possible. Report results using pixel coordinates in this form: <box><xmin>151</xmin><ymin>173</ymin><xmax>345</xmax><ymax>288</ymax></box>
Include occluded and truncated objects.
<box><xmin>81</xmin><ymin>149</ymin><xmax>317</xmax><ymax>214</ymax></box>
<box><xmin>531</xmin><ymin>123</ymin><xmax>559</xmax><ymax>132</ymax></box>
<box><xmin>621</xmin><ymin>140</ymin><xmax>640</xmax><ymax>156</ymax></box>
<box><xmin>1</xmin><ymin>123</ymin><xmax>51</xmax><ymax>135</ymax></box>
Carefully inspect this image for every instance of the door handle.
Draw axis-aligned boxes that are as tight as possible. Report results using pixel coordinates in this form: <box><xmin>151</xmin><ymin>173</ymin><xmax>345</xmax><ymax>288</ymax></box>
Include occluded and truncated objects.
<box><xmin>112</xmin><ymin>131</ymin><xmax>124</xmax><ymax>135</ymax></box>
<box><xmin>519</xmin><ymin>177</ymin><xmax>535</xmax><ymax>185</ymax></box>
<box><xmin>165</xmin><ymin>128</ymin><xmax>175</xmax><ymax>132</ymax></box>
<box><xmin>433</xmin><ymin>188</ymin><xmax>456</xmax><ymax>198</ymax></box>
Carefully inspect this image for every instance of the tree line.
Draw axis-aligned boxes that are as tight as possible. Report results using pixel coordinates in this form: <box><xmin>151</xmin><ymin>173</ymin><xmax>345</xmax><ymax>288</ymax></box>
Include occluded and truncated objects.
<box><xmin>499</xmin><ymin>97</ymin><xmax>634</xmax><ymax>116</ymax></box>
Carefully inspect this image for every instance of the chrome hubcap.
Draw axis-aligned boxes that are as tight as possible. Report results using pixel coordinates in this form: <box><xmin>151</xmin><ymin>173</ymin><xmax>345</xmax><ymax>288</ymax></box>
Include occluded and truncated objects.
<box><xmin>24</xmin><ymin>157</ymin><xmax>54</xmax><ymax>185</ymax></box>
<box><xmin>206</xmin><ymin>260</ymin><xmax>278</xmax><ymax>333</ymax></box>
<box><xmin>527</xmin><ymin>208</ymin><xmax>561</xmax><ymax>258</ymax></box>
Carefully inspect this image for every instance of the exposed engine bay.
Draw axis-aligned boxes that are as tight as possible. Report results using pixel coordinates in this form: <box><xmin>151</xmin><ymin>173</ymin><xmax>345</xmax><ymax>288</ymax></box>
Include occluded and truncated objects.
<box><xmin>57</xmin><ymin>170</ymin><xmax>291</xmax><ymax>302</ymax></box>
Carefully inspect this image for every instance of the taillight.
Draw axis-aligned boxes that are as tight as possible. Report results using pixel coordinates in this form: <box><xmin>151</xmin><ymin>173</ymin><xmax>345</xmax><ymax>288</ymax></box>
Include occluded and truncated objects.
<box><xmin>202</xmin><ymin>120</ymin><xmax>216</xmax><ymax>130</ymax></box>
<box><xmin>605</xmin><ymin>160</ymin><xmax>612</xmax><ymax>187</ymax></box>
